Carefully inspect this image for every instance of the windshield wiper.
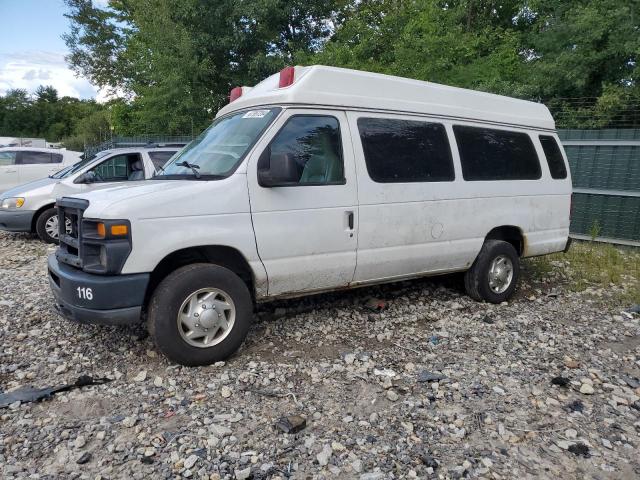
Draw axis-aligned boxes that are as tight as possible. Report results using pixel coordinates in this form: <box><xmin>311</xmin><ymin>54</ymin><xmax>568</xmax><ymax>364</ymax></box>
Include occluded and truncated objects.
<box><xmin>175</xmin><ymin>161</ymin><xmax>201</xmax><ymax>178</ymax></box>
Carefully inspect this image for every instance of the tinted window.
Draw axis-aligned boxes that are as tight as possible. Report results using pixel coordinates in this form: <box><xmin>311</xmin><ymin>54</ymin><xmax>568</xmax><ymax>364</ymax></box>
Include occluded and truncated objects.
<box><xmin>51</xmin><ymin>153</ymin><xmax>63</xmax><ymax>163</ymax></box>
<box><xmin>454</xmin><ymin>126</ymin><xmax>541</xmax><ymax>181</ymax></box>
<box><xmin>149</xmin><ymin>151</ymin><xmax>177</xmax><ymax>169</ymax></box>
<box><xmin>539</xmin><ymin>135</ymin><xmax>568</xmax><ymax>179</ymax></box>
<box><xmin>358</xmin><ymin>118</ymin><xmax>454</xmax><ymax>183</ymax></box>
<box><xmin>259</xmin><ymin>115</ymin><xmax>344</xmax><ymax>186</ymax></box>
<box><xmin>0</xmin><ymin>151</ymin><xmax>16</xmax><ymax>166</ymax></box>
<box><xmin>17</xmin><ymin>151</ymin><xmax>53</xmax><ymax>164</ymax></box>
<box><xmin>91</xmin><ymin>154</ymin><xmax>136</xmax><ymax>181</ymax></box>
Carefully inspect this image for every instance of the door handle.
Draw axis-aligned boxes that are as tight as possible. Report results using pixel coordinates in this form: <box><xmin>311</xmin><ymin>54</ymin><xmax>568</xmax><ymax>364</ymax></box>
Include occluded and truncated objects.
<box><xmin>6</xmin><ymin>169</ymin><xmax>17</xmax><ymax>173</ymax></box>
<box><xmin>347</xmin><ymin>211</ymin><xmax>354</xmax><ymax>230</ymax></box>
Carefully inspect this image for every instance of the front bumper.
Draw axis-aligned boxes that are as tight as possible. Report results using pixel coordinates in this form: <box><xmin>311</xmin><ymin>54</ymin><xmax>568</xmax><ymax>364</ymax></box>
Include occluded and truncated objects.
<box><xmin>0</xmin><ymin>209</ymin><xmax>35</xmax><ymax>232</ymax></box>
<box><xmin>48</xmin><ymin>254</ymin><xmax>149</xmax><ymax>326</ymax></box>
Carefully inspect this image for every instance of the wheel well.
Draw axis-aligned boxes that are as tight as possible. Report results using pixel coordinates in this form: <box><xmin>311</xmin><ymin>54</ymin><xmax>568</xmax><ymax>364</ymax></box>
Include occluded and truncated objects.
<box><xmin>144</xmin><ymin>246</ymin><xmax>255</xmax><ymax>305</ymax></box>
<box><xmin>485</xmin><ymin>226</ymin><xmax>524</xmax><ymax>256</ymax></box>
<box><xmin>31</xmin><ymin>203</ymin><xmax>56</xmax><ymax>232</ymax></box>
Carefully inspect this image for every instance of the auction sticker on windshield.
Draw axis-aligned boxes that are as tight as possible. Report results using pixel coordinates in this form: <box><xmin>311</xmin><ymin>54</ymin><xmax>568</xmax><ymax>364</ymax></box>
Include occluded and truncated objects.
<box><xmin>242</xmin><ymin>110</ymin><xmax>271</xmax><ymax>119</ymax></box>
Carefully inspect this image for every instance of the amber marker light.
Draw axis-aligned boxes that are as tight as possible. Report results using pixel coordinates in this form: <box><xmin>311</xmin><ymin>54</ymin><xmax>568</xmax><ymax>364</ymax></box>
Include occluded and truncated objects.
<box><xmin>96</xmin><ymin>223</ymin><xmax>106</xmax><ymax>238</ymax></box>
<box><xmin>110</xmin><ymin>224</ymin><xmax>129</xmax><ymax>236</ymax></box>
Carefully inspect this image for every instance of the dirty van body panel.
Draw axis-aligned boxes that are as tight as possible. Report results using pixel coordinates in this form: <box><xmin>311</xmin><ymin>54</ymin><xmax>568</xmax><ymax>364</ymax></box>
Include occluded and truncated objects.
<box><xmin>346</xmin><ymin>112</ymin><xmax>571</xmax><ymax>282</ymax></box>
<box><xmin>246</xmin><ymin>109</ymin><xmax>358</xmax><ymax>296</ymax></box>
<box><xmin>82</xmin><ymin>176</ymin><xmax>269</xmax><ymax>296</ymax></box>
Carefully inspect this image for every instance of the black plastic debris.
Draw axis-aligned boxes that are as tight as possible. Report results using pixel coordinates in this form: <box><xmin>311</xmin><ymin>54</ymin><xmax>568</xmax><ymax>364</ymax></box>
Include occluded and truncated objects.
<box><xmin>76</xmin><ymin>452</ymin><xmax>92</xmax><ymax>465</ymax></box>
<box><xmin>551</xmin><ymin>376</ymin><xmax>570</xmax><ymax>388</ymax></box>
<box><xmin>275</xmin><ymin>415</ymin><xmax>306</xmax><ymax>434</ymax></box>
<box><xmin>481</xmin><ymin>316</ymin><xmax>495</xmax><ymax>324</ymax></box>
<box><xmin>564</xmin><ymin>399</ymin><xmax>584</xmax><ymax>413</ymax></box>
<box><xmin>420</xmin><ymin>453</ymin><xmax>439</xmax><ymax>470</ymax></box>
<box><xmin>417</xmin><ymin>371</ymin><xmax>447</xmax><ymax>383</ymax></box>
<box><xmin>0</xmin><ymin>375</ymin><xmax>111</xmax><ymax>409</ymax></box>
<box><xmin>567</xmin><ymin>443</ymin><xmax>590</xmax><ymax>457</ymax></box>
<box><xmin>140</xmin><ymin>456</ymin><xmax>154</xmax><ymax>465</ymax></box>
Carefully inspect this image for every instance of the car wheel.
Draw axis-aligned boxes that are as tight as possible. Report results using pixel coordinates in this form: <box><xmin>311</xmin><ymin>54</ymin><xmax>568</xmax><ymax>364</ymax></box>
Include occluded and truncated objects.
<box><xmin>148</xmin><ymin>263</ymin><xmax>253</xmax><ymax>366</ymax></box>
<box><xmin>464</xmin><ymin>240</ymin><xmax>520</xmax><ymax>303</ymax></box>
<box><xmin>35</xmin><ymin>207</ymin><xmax>70</xmax><ymax>244</ymax></box>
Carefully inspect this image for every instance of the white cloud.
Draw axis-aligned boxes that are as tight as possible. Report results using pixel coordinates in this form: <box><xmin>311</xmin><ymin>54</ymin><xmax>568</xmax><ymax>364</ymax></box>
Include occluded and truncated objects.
<box><xmin>0</xmin><ymin>50</ymin><xmax>107</xmax><ymax>100</ymax></box>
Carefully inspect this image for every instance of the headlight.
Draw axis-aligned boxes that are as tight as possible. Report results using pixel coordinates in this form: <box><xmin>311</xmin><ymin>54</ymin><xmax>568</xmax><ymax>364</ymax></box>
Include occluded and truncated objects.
<box><xmin>0</xmin><ymin>197</ymin><xmax>25</xmax><ymax>209</ymax></box>
<box><xmin>80</xmin><ymin>219</ymin><xmax>132</xmax><ymax>274</ymax></box>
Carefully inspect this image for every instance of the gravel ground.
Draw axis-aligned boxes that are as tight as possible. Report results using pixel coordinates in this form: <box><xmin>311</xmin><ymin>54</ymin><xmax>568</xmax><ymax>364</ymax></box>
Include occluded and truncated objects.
<box><xmin>1</xmin><ymin>230</ymin><xmax>639</xmax><ymax>480</ymax></box>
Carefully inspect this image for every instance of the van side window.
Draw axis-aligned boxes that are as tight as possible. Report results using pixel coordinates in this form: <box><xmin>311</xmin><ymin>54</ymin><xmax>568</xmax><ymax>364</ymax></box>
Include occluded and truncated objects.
<box><xmin>454</xmin><ymin>126</ymin><xmax>541</xmax><ymax>181</ymax></box>
<box><xmin>149</xmin><ymin>151</ymin><xmax>176</xmax><ymax>170</ymax></box>
<box><xmin>52</xmin><ymin>153</ymin><xmax>63</xmax><ymax>163</ymax></box>
<box><xmin>91</xmin><ymin>153</ymin><xmax>142</xmax><ymax>182</ymax></box>
<box><xmin>261</xmin><ymin>115</ymin><xmax>344</xmax><ymax>186</ymax></box>
<box><xmin>358</xmin><ymin>118</ymin><xmax>454</xmax><ymax>183</ymax></box>
<box><xmin>16</xmin><ymin>151</ymin><xmax>54</xmax><ymax>164</ymax></box>
<box><xmin>539</xmin><ymin>135</ymin><xmax>568</xmax><ymax>179</ymax></box>
<box><xmin>0</xmin><ymin>151</ymin><xmax>16</xmax><ymax>166</ymax></box>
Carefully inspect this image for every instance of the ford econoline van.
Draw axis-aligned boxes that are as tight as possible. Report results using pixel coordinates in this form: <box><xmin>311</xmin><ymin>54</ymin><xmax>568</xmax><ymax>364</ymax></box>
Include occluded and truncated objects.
<box><xmin>48</xmin><ymin>66</ymin><xmax>571</xmax><ymax>366</ymax></box>
<box><xmin>0</xmin><ymin>146</ymin><xmax>181</xmax><ymax>243</ymax></box>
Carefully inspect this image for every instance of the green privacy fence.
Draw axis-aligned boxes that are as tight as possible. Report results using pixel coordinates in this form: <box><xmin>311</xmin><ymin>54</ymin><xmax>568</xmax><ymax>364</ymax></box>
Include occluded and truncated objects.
<box><xmin>558</xmin><ymin>130</ymin><xmax>640</xmax><ymax>245</ymax></box>
<box><xmin>84</xmin><ymin>135</ymin><xmax>195</xmax><ymax>159</ymax></box>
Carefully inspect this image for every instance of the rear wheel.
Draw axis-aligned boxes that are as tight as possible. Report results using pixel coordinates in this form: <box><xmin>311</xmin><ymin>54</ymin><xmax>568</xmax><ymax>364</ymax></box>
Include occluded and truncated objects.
<box><xmin>148</xmin><ymin>263</ymin><xmax>253</xmax><ymax>366</ymax></box>
<box><xmin>464</xmin><ymin>240</ymin><xmax>519</xmax><ymax>303</ymax></box>
<box><xmin>35</xmin><ymin>207</ymin><xmax>71</xmax><ymax>244</ymax></box>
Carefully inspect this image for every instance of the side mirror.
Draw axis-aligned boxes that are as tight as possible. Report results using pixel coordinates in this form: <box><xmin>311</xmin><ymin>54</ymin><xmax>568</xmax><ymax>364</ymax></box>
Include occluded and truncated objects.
<box><xmin>257</xmin><ymin>149</ymin><xmax>299</xmax><ymax>187</ymax></box>
<box><xmin>74</xmin><ymin>171</ymin><xmax>97</xmax><ymax>184</ymax></box>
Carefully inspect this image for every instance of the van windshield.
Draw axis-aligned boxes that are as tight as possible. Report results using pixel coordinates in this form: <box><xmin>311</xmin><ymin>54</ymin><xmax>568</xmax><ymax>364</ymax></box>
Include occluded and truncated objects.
<box><xmin>155</xmin><ymin>107</ymin><xmax>281</xmax><ymax>180</ymax></box>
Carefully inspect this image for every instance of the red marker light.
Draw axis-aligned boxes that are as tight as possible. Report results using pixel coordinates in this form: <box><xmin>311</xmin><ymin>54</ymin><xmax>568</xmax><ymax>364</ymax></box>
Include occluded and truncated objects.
<box><xmin>229</xmin><ymin>86</ymin><xmax>243</xmax><ymax>102</ymax></box>
<box><xmin>279</xmin><ymin>66</ymin><xmax>295</xmax><ymax>88</ymax></box>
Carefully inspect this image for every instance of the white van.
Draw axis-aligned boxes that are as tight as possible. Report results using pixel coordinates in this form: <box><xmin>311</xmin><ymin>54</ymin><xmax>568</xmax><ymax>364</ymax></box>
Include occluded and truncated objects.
<box><xmin>0</xmin><ymin>146</ymin><xmax>181</xmax><ymax>243</ymax></box>
<box><xmin>48</xmin><ymin>66</ymin><xmax>571</xmax><ymax>366</ymax></box>
<box><xmin>0</xmin><ymin>147</ymin><xmax>81</xmax><ymax>194</ymax></box>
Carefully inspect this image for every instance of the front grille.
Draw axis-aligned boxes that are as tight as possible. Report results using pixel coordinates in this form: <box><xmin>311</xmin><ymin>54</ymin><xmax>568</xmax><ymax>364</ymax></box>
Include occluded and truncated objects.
<box><xmin>56</xmin><ymin>197</ymin><xmax>90</xmax><ymax>269</ymax></box>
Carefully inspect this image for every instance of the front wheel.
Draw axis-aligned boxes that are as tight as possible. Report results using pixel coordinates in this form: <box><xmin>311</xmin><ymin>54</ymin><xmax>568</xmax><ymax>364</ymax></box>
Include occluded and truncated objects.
<box><xmin>464</xmin><ymin>240</ymin><xmax>520</xmax><ymax>303</ymax></box>
<box><xmin>35</xmin><ymin>207</ymin><xmax>71</xmax><ymax>244</ymax></box>
<box><xmin>148</xmin><ymin>263</ymin><xmax>253</xmax><ymax>366</ymax></box>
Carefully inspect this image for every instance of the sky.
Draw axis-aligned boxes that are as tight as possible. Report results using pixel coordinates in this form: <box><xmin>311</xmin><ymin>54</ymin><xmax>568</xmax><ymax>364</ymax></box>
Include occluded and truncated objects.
<box><xmin>0</xmin><ymin>0</ymin><xmax>109</xmax><ymax>100</ymax></box>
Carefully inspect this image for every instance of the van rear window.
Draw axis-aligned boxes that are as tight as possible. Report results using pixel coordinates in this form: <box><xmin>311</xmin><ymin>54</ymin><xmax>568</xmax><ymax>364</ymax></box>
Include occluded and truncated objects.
<box><xmin>454</xmin><ymin>126</ymin><xmax>541</xmax><ymax>181</ymax></box>
<box><xmin>358</xmin><ymin>118</ymin><xmax>454</xmax><ymax>183</ymax></box>
<box><xmin>539</xmin><ymin>135</ymin><xmax>568</xmax><ymax>179</ymax></box>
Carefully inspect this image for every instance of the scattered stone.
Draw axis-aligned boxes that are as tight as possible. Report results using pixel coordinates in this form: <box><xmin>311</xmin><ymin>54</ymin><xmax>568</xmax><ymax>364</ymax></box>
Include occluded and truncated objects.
<box><xmin>317</xmin><ymin>444</ymin><xmax>333</xmax><ymax>466</ymax></box>
<box><xmin>386</xmin><ymin>390</ymin><xmax>399</xmax><ymax>402</ymax></box>
<box><xmin>184</xmin><ymin>454</ymin><xmax>199</xmax><ymax>470</ymax></box>
<box><xmin>275</xmin><ymin>415</ymin><xmax>306</xmax><ymax>434</ymax></box>
<box><xmin>74</xmin><ymin>435</ymin><xmax>86</xmax><ymax>449</ymax></box>
<box><xmin>580</xmin><ymin>383</ymin><xmax>595</xmax><ymax>395</ymax></box>
<box><xmin>133</xmin><ymin>370</ymin><xmax>147</xmax><ymax>382</ymax></box>
<box><xmin>76</xmin><ymin>452</ymin><xmax>91</xmax><ymax>465</ymax></box>
<box><xmin>235</xmin><ymin>467</ymin><xmax>251</xmax><ymax>480</ymax></box>
<box><xmin>417</xmin><ymin>371</ymin><xmax>446</xmax><ymax>383</ymax></box>
<box><xmin>221</xmin><ymin>386</ymin><xmax>232</xmax><ymax>398</ymax></box>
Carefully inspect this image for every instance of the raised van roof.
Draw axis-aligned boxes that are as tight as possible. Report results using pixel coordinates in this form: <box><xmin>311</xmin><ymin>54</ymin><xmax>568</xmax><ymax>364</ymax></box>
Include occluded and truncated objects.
<box><xmin>217</xmin><ymin>65</ymin><xmax>555</xmax><ymax>131</ymax></box>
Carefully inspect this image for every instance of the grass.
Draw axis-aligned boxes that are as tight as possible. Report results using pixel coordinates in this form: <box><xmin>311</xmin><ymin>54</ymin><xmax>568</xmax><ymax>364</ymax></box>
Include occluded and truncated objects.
<box><xmin>524</xmin><ymin>240</ymin><xmax>640</xmax><ymax>304</ymax></box>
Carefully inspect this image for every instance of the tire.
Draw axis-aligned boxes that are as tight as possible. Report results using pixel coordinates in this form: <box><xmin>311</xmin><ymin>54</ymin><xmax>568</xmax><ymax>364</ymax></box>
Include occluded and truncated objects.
<box><xmin>464</xmin><ymin>240</ymin><xmax>520</xmax><ymax>303</ymax></box>
<box><xmin>148</xmin><ymin>263</ymin><xmax>253</xmax><ymax>366</ymax></box>
<box><xmin>35</xmin><ymin>207</ymin><xmax>61</xmax><ymax>244</ymax></box>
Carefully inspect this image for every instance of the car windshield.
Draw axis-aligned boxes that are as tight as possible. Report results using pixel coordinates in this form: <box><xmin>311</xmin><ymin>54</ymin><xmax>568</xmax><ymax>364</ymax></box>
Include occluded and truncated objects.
<box><xmin>155</xmin><ymin>108</ymin><xmax>281</xmax><ymax>179</ymax></box>
<box><xmin>49</xmin><ymin>150</ymin><xmax>110</xmax><ymax>179</ymax></box>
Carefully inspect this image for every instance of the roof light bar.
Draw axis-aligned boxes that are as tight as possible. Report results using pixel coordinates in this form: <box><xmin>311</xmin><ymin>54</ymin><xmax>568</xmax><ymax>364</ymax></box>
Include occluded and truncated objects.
<box><xmin>279</xmin><ymin>66</ymin><xmax>295</xmax><ymax>88</ymax></box>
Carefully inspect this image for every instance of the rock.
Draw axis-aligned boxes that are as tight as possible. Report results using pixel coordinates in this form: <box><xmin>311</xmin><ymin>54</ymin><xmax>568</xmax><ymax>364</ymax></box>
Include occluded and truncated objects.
<box><xmin>386</xmin><ymin>390</ymin><xmax>399</xmax><ymax>402</ymax></box>
<box><xmin>74</xmin><ymin>435</ymin><xmax>86</xmax><ymax>449</ymax></box>
<box><xmin>417</xmin><ymin>371</ymin><xmax>446</xmax><ymax>383</ymax></box>
<box><xmin>153</xmin><ymin>376</ymin><xmax>163</xmax><ymax>387</ymax></box>
<box><xmin>122</xmin><ymin>416</ymin><xmax>137</xmax><ymax>428</ymax></box>
<box><xmin>344</xmin><ymin>353</ymin><xmax>356</xmax><ymax>365</ymax></box>
<box><xmin>317</xmin><ymin>444</ymin><xmax>333</xmax><ymax>466</ymax></box>
<box><xmin>76</xmin><ymin>452</ymin><xmax>91</xmax><ymax>465</ymax></box>
<box><xmin>274</xmin><ymin>415</ymin><xmax>306</xmax><ymax>434</ymax></box>
<box><xmin>565</xmin><ymin>429</ymin><xmax>578</xmax><ymax>439</ymax></box>
<box><xmin>221</xmin><ymin>386</ymin><xmax>232</xmax><ymax>398</ymax></box>
<box><xmin>580</xmin><ymin>383</ymin><xmax>595</xmax><ymax>395</ymax></box>
<box><xmin>564</xmin><ymin>357</ymin><xmax>579</xmax><ymax>369</ymax></box>
<box><xmin>133</xmin><ymin>370</ymin><xmax>147</xmax><ymax>382</ymax></box>
<box><xmin>184</xmin><ymin>454</ymin><xmax>199</xmax><ymax>470</ymax></box>
<box><xmin>54</xmin><ymin>364</ymin><xmax>67</xmax><ymax>374</ymax></box>
<box><xmin>492</xmin><ymin>386</ymin><xmax>506</xmax><ymax>395</ymax></box>
<box><xmin>235</xmin><ymin>467</ymin><xmax>251</xmax><ymax>480</ymax></box>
